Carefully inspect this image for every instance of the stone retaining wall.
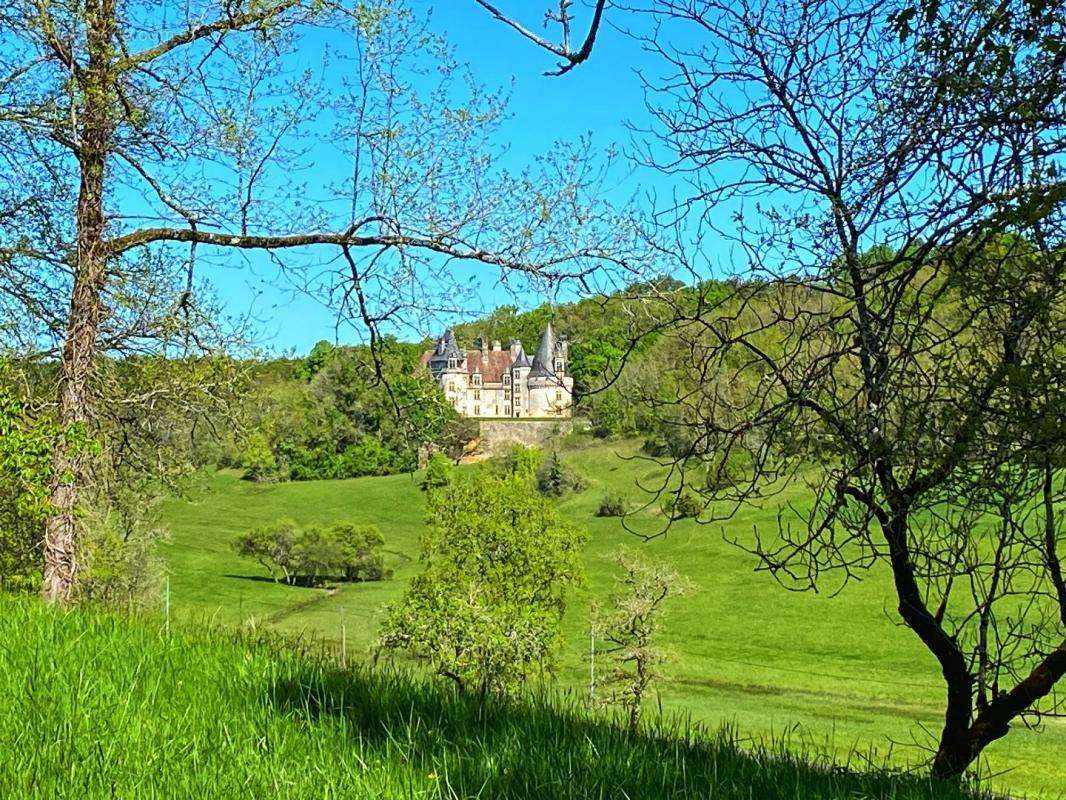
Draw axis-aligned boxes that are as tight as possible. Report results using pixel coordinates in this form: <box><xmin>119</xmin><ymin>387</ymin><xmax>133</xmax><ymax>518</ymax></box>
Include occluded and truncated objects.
<box><xmin>476</xmin><ymin>419</ymin><xmax>574</xmax><ymax>454</ymax></box>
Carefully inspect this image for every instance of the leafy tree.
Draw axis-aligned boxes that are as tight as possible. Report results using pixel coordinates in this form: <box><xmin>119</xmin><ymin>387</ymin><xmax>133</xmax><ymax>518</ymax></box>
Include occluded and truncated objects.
<box><xmin>332</xmin><ymin>523</ymin><xmax>389</xmax><ymax>582</ymax></box>
<box><xmin>420</xmin><ymin>453</ymin><xmax>456</xmax><ymax>493</ymax></box>
<box><xmin>594</xmin><ymin>550</ymin><xmax>688</xmax><ymax>731</ymax></box>
<box><xmin>300</xmin><ymin>341</ymin><xmax>338</xmax><ymax>381</ymax></box>
<box><xmin>232</xmin><ymin>520</ymin><xmax>300</xmax><ymax>585</ymax></box>
<box><xmin>379</xmin><ymin>470</ymin><xmax>587</xmax><ymax>694</ymax></box>
<box><xmin>290</xmin><ymin>526</ymin><xmax>343</xmax><ymax>588</ymax></box>
<box><xmin>588</xmin><ymin>392</ymin><xmax>624</xmax><ymax>438</ymax></box>
<box><xmin>240</xmin><ymin>433</ymin><xmax>280</xmax><ymax>484</ymax></box>
<box><xmin>232</xmin><ymin>519</ymin><xmax>388</xmax><ymax>586</ymax></box>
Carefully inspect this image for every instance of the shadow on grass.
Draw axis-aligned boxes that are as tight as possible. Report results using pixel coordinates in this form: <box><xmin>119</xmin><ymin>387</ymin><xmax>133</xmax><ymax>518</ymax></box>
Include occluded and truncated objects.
<box><xmin>222</xmin><ymin>573</ymin><xmax>292</xmax><ymax>585</ymax></box>
<box><xmin>266</xmin><ymin>662</ymin><xmax>997</xmax><ymax>800</ymax></box>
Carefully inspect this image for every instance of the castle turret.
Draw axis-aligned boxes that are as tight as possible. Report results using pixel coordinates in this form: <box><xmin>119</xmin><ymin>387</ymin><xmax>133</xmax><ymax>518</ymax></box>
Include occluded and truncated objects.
<box><xmin>509</xmin><ymin>342</ymin><xmax>532</xmax><ymax>417</ymax></box>
<box><xmin>526</xmin><ymin>323</ymin><xmax>573</xmax><ymax>417</ymax></box>
<box><xmin>529</xmin><ymin>322</ymin><xmax>557</xmax><ymax>378</ymax></box>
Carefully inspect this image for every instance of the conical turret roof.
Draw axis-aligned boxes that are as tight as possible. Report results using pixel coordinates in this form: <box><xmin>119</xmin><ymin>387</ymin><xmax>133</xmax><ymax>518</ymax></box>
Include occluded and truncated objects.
<box><xmin>429</xmin><ymin>328</ymin><xmax>462</xmax><ymax>367</ymax></box>
<box><xmin>529</xmin><ymin>322</ymin><xmax>556</xmax><ymax>378</ymax></box>
<box><xmin>512</xmin><ymin>343</ymin><xmax>532</xmax><ymax>369</ymax></box>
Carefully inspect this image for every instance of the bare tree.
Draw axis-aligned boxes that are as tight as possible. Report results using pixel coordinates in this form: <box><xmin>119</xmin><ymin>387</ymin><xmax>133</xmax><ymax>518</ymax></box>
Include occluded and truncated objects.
<box><xmin>593</xmin><ymin>548</ymin><xmax>688</xmax><ymax>731</ymax></box>
<box><xmin>477</xmin><ymin>0</ymin><xmax>1066</xmax><ymax>779</ymax></box>
<box><xmin>471</xmin><ymin>0</ymin><xmax>608</xmax><ymax>76</ymax></box>
<box><xmin>0</xmin><ymin>0</ymin><xmax>638</xmax><ymax>603</ymax></box>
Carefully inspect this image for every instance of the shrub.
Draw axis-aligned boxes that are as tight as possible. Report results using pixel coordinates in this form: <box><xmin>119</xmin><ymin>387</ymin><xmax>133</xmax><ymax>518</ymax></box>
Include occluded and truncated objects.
<box><xmin>668</xmin><ymin>492</ymin><xmax>702</xmax><ymax>519</ymax></box>
<box><xmin>596</xmin><ymin>492</ymin><xmax>628</xmax><ymax>518</ymax></box>
<box><xmin>536</xmin><ymin>451</ymin><xmax>586</xmax><ymax>497</ymax></box>
<box><xmin>76</xmin><ymin>515</ymin><xmax>167</xmax><ymax>609</ymax></box>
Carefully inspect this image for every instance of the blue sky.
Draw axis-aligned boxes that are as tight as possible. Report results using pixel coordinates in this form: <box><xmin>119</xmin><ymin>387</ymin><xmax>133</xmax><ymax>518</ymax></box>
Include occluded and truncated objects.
<box><xmin>203</xmin><ymin>2</ymin><xmax>690</xmax><ymax>355</ymax></box>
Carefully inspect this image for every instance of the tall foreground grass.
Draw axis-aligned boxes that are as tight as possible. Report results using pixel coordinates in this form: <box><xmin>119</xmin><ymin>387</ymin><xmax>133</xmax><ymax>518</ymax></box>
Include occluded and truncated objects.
<box><xmin>0</xmin><ymin>595</ymin><xmax>996</xmax><ymax>800</ymax></box>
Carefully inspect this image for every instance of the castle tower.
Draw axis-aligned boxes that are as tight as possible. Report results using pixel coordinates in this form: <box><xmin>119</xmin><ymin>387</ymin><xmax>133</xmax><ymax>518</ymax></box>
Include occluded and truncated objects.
<box><xmin>509</xmin><ymin>342</ymin><xmax>532</xmax><ymax>417</ymax></box>
<box><xmin>526</xmin><ymin>323</ymin><xmax>573</xmax><ymax>417</ymax></box>
<box><xmin>427</xmin><ymin>329</ymin><xmax>468</xmax><ymax>412</ymax></box>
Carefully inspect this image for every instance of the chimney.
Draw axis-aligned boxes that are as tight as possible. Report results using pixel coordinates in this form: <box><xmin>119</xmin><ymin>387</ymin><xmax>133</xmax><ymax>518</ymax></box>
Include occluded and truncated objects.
<box><xmin>491</xmin><ymin>339</ymin><xmax>502</xmax><ymax>351</ymax></box>
<box><xmin>509</xmin><ymin>338</ymin><xmax>520</xmax><ymax>357</ymax></box>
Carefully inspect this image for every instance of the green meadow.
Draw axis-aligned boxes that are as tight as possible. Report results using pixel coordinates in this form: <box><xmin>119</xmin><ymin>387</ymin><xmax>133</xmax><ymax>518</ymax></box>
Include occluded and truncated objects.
<box><xmin>0</xmin><ymin>595</ymin><xmax>1000</xmax><ymax>800</ymax></box>
<box><xmin>159</xmin><ymin>439</ymin><xmax>1066</xmax><ymax>798</ymax></box>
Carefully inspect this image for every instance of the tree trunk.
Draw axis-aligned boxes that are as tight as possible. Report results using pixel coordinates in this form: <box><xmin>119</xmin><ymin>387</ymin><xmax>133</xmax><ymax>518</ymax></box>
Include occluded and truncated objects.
<box><xmin>42</xmin><ymin>1</ymin><xmax>115</xmax><ymax>604</ymax></box>
<box><xmin>931</xmin><ymin>641</ymin><xmax>1066</xmax><ymax>779</ymax></box>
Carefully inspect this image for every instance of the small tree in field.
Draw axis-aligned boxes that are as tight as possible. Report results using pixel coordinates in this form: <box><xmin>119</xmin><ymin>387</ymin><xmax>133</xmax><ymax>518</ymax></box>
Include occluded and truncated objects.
<box><xmin>420</xmin><ymin>453</ymin><xmax>455</xmax><ymax>493</ymax></box>
<box><xmin>232</xmin><ymin>521</ymin><xmax>299</xmax><ymax>584</ymax></box>
<box><xmin>378</xmin><ymin>469</ymin><xmax>587</xmax><ymax>694</ymax></box>
<box><xmin>289</xmin><ymin>526</ymin><xmax>342</xmax><ymax>587</ymax></box>
<box><xmin>233</xmin><ymin>519</ymin><xmax>387</xmax><ymax>585</ymax></box>
<box><xmin>332</xmin><ymin>523</ymin><xmax>389</xmax><ymax>582</ymax></box>
<box><xmin>594</xmin><ymin>550</ymin><xmax>687</xmax><ymax>731</ymax></box>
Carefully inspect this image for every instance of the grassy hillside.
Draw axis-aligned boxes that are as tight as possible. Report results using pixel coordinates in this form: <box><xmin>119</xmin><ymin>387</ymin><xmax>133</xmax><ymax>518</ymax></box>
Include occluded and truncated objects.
<box><xmin>159</xmin><ymin>440</ymin><xmax>1066</xmax><ymax>798</ymax></box>
<box><xmin>0</xmin><ymin>594</ymin><xmax>998</xmax><ymax>799</ymax></box>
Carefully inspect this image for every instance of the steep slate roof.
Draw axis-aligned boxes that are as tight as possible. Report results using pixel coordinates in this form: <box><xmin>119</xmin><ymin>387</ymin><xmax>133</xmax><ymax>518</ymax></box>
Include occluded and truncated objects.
<box><xmin>529</xmin><ymin>322</ymin><xmax>557</xmax><ymax>378</ymax></box>
<box><xmin>420</xmin><ymin>327</ymin><xmax>553</xmax><ymax>380</ymax></box>
<box><xmin>466</xmin><ymin>349</ymin><xmax>514</xmax><ymax>383</ymax></box>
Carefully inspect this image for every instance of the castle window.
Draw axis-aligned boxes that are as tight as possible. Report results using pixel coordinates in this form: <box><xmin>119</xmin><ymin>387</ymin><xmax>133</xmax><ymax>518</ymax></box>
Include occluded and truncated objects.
<box><xmin>555</xmin><ymin>390</ymin><xmax>562</xmax><ymax>401</ymax></box>
<box><xmin>555</xmin><ymin>359</ymin><xmax>564</xmax><ymax>372</ymax></box>
<box><xmin>473</xmin><ymin>390</ymin><xmax>481</xmax><ymax>400</ymax></box>
<box><xmin>473</xmin><ymin>374</ymin><xmax>481</xmax><ymax>386</ymax></box>
<box><xmin>474</xmin><ymin>405</ymin><xmax>481</xmax><ymax>415</ymax></box>
<box><xmin>504</xmin><ymin>404</ymin><xmax>511</xmax><ymax>415</ymax></box>
<box><xmin>448</xmin><ymin>358</ymin><xmax>457</xmax><ymax>369</ymax></box>
<box><xmin>503</xmin><ymin>375</ymin><xmax>511</xmax><ymax>385</ymax></box>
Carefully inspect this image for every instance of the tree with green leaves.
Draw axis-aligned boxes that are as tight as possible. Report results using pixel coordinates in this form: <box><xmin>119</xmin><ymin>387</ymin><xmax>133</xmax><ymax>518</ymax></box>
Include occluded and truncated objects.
<box><xmin>232</xmin><ymin>520</ymin><xmax>300</xmax><ymax>585</ymax></box>
<box><xmin>0</xmin><ymin>368</ymin><xmax>64</xmax><ymax>591</ymax></box>
<box><xmin>420</xmin><ymin>452</ymin><xmax>455</xmax><ymax>493</ymax></box>
<box><xmin>232</xmin><ymin>519</ymin><xmax>387</xmax><ymax>586</ymax></box>
<box><xmin>378</xmin><ymin>469</ymin><xmax>587</xmax><ymax>694</ymax></box>
<box><xmin>332</xmin><ymin>522</ymin><xmax>388</xmax><ymax>582</ymax></box>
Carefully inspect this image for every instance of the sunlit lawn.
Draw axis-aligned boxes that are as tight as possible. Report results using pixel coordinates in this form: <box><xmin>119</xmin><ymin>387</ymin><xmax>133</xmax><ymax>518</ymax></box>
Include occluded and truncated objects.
<box><xmin>159</xmin><ymin>439</ymin><xmax>1066</xmax><ymax>798</ymax></box>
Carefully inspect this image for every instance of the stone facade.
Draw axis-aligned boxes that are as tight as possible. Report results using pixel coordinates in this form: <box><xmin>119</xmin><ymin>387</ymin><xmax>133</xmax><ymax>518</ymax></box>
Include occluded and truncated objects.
<box><xmin>420</xmin><ymin>324</ymin><xmax>574</xmax><ymax>419</ymax></box>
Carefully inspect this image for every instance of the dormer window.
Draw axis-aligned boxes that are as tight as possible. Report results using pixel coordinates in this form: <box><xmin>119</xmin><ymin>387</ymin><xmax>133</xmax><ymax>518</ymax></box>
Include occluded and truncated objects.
<box><xmin>554</xmin><ymin>359</ymin><xmax>564</xmax><ymax>373</ymax></box>
<box><xmin>448</xmin><ymin>358</ymin><xmax>457</xmax><ymax>369</ymax></box>
<box><xmin>473</xmin><ymin>373</ymin><xmax>481</xmax><ymax>386</ymax></box>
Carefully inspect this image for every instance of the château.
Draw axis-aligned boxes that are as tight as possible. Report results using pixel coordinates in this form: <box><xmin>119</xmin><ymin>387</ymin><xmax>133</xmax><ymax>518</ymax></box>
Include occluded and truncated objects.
<box><xmin>420</xmin><ymin>323</ymin><xmax>573</xmax><ymax>418</ymax></box>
